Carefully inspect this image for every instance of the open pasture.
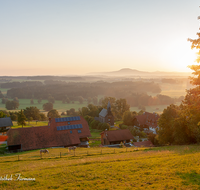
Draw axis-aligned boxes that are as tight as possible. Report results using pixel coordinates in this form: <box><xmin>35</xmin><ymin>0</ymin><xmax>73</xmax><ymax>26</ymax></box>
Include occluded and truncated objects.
<box><xmin>0</xmin><ymin>98</ymin><xmax>88</xmax><ymax>112</ymax></box>
<box><xmin>1</xmin><ymin>145</ymin><xmax>200</xmax><ymax>189</ymax></box>
<box><xmin>0</xmin><ymin>98</ymin><xmax>175</xmax><ymax>115</ymax></box>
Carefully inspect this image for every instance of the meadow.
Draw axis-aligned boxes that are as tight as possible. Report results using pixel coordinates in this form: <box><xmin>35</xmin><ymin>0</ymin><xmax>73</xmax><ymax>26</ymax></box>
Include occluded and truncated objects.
<box><xmin>1</xmin><ymin>145</ymin><xmax>200</xmax><ymax>189</ymax></box>
<box><xmin>0</xmin><ymin>98</ymin><xmax>88</xmax><ymax>113</ymax></box>
<box><xmin>0</xmin><ymin>98</ymin><xmax>172</xmax><ymax>115</ymax></box>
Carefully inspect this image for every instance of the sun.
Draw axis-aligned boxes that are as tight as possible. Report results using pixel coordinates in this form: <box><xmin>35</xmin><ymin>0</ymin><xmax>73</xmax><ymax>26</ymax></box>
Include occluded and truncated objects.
<box><xmin>162</xmin><ymin>40</ymin><xmax>197</xmax><ymax>72</ymax></box>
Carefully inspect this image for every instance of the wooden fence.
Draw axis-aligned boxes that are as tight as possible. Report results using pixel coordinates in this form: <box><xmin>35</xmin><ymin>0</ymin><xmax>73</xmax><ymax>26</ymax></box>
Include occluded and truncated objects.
<box><xmin>0</xmin><ymin>147</ymin><xmax>150</xmax><ymax>162</ymax></box>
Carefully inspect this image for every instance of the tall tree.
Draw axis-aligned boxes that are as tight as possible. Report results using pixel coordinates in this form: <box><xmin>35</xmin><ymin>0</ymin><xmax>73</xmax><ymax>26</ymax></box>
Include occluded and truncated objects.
<box><xmin>17</xmin><ymin>110</ymin><xmax>27</xmax><ymax>128</ymax></box>
<box><xmin>24</xmin><ymin>106</ymin><xmax>40</xmax><ymax>120</ymax></box>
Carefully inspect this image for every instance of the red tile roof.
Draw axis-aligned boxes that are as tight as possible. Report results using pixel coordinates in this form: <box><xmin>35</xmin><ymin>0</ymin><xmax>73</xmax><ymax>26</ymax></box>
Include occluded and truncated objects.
<box><xmin>135</xmin><ymin>112</ymin><xmax>159</xmax><ymax>128</ymax></box>
<box><xmin>133</xmin><ymin>140</ymin><xmax>154</xmax><ymax>147</ymax></box>
<box><xmin>102</xmin><ymin>129</ymin><xmax>134</xmax><ymax>142</ymax></box>
<box><xmin>7</xmin><ymin>116</ymin><xmax>91</xmax><ymax>151</ymax></box>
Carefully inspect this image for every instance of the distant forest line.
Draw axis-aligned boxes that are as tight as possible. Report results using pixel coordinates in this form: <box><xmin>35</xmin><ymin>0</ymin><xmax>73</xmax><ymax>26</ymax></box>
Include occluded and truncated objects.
<box><xmin>0</xmin><ymin>80</ymin><xmax>184</xmax><ymax>107</ymax></box>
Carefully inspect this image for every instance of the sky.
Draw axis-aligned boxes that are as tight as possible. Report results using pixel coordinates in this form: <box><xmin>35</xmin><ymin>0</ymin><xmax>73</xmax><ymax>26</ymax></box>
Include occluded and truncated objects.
<box><xmin>0</xmin><ymin>0</ymin><xmax>200</xmax><ymax>76</ymax></box>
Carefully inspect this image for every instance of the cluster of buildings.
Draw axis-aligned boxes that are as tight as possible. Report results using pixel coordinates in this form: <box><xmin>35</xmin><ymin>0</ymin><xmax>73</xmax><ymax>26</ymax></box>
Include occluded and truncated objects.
<box><xmin>0</xmin><ymin>102</ymin><xmax>159</xmax><ymax>151</ymax></box>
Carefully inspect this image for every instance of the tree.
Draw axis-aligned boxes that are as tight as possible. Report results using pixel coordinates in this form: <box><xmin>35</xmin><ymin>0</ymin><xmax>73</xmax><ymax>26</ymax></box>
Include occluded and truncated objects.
<box><xmin>101</xmin><ymin>123</ymin><xmax>110</xmax><ymax>131</ymax></box>
<box><xmin>66</xmin><ymin>97</ymin><xmax>70</xmax><ymax>104</ymax></box>
<box><xmin>157</xmin><ymin>104</ymin><xmax>179</xmax><ymax>145</ymax></box>
<box><xmin>66</xmin><ymin>108</ymin><xmax>77</xmax><ymax>116</ymax></box>
<box><xmin>78</xmin><ymin>96</ymin><xmax>84</xmax><ymax>104</ymax></box>
<box><xmin>78</xmin><ymin>107</ymin><xmax>90</xmax><ymax>117</ymax></box>
<box><xmin>43</xmin><ymin>102</ymin><xmax>53</xmax><ymax>111</ymax></box>
<box><xmin>27</xmin><ymin>117</ymin><xmax>33</xmax><ymax>124</ymax></box>
<box><xmin>39</xmin><ymin>113</ymin><xmax>47</xmax><ymax>121</ymax></box>
<box><xmin>30</xmin><ymin>99</ymin><xmax>34</xmax><ymax>104</ymax></box>
<box><xmin>101</xmin><ymin>97</ymin><xmax>116</xmax><ymax>108</ymax></box>
<box><xmin>122</xmin><ymin>111</ymin><xmax>135</xmax><ymax>126</ymax></box>
<box><xmin>5</xmin><ymin>100</ymin><xmax>19</xmax><ymax>110</ymax></box>
<box><xmin>38</xmin><ymin>98</ymin><xmax>42</xmax><ymax>104</ymax></box>
<box><xmin>87</xmin><ymin>97</ymin><xmax>92</xmax><ymax>104</ymax></box>
<box><xmin>13</xmin><ymin>97</ymin><xmax>19</xmax><ymax>103</ymax></box>
<box><xmin>17</xmin><ymin>110</ymin><xmax>27</xmax><ymax>128</ymax></box>
<box><xmin>24</xmin><ymin>106</ymin><xmax>40</xmax><ymax>120</ymax></box>
<box><xmin>92</xmin><ymin>97</ymin><xmax>98</xmax><ymax>105</ymax></box>
<box><xmin>0</xmin><ymin>91</ymin><xmax>4</xmax><ymax>98</ymax></box>
<box><xmin>0</xmin><ymin>111</ymin><xmax>9</xmax><ymax>118</ymax></box>
<box><xmin>1</xmin><ymin>97</ymin><xmax>8</xmax><ymax>104</ymax></box>
<box><xmin>114</xmin><ymin>98</ymin><xmax>130</xmax><ymax>119</ymax></box>
<box><xmin>47</xmin><ymin>109</ymin><xmax>61</xmax><ymax>118</ymax></box>
<box><xmin>188</xmin><ymin>16</ymin><xmax>200</xmax><ymax>86</ymax></box>
<box><xmin>9</xmin><ymin>112</ymin><xmax>18</xmax><ymax>121</ymax></box>
<box><xmin>90</xmin><ymin>120</ymin><xmax>100</xmax><ymax>129</ymax></box>
<box><xmin>48</xmin><ymin>95</ymin><xmax>55</xmax><ymax>104</ymax></box>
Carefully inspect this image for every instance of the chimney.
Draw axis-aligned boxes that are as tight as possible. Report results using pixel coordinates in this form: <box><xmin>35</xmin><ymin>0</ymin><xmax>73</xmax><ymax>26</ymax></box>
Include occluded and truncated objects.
<box><xmin>48</xmin><ymin>117</ymin><xmax>51</xmax><ymax>126</ymax></box>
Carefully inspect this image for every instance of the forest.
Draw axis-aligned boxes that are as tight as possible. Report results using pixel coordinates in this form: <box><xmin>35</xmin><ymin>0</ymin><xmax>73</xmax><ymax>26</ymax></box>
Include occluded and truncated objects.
<box><xmin>2</xmin><ymin>80</ymin><xmax>181</xmax><ymax>107</ymax></box>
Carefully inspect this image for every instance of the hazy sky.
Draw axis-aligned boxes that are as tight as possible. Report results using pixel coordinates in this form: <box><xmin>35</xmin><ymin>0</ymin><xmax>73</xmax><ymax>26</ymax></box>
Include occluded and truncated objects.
<box><xmin>0</xmin><ymin>0</ymin><xmax>200</xmax><ymax>76</ymax></box>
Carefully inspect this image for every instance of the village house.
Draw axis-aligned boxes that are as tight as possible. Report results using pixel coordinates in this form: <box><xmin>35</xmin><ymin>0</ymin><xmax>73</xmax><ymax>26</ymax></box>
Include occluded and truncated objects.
<box><xmin>7</xmin><ymin>116</ymin><xmax>91</xmax><ymax>152</ymax></box>
<box><xmin>0</xmin><ymin>117</ymin><xmax>13</xmax><ymax>145</ymax></box>
<box><xmin>133</xmin><ymin>112</ymin><xmax>159</xmax><ymax>134</ymax></box>
<box><xmin>0</xmin><ymin>117</ymin><xmax>13</xmax><ymax>134</ymax></box>
<box><xmin>100</xmin><ymin>129</ymin><xmax>134</xmax><ymax>146</ymax></box>
<box><xmin>95</xmin><ymin>101</ymin><xmax>114</xmax><ymax>127</ymax></box>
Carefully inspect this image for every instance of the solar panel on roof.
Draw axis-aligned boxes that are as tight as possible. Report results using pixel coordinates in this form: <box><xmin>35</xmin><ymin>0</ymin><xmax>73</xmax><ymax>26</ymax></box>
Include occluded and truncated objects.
<box><xmin>56</xmin><ymin>124</ymin><xmax>83</xmax><ymax>131</ymax></box>
<box><xmin>55</xmin><ymin>116</ymin><xmax>81</xmax><ymax>122</ymax></box>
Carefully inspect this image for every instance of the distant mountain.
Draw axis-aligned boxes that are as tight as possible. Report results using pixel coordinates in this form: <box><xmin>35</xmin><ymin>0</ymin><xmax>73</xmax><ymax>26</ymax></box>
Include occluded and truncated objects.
<box><xmin>88</xmin><ymin>68</ymin><xmax>191</xmax><ymax>77</ymax></box>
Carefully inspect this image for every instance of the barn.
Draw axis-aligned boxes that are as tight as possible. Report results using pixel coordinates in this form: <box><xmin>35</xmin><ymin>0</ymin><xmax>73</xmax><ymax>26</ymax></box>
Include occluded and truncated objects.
<box><xmin>7</xmin><ymin>116</ymin><xmax>91</xmax><ymax>152</ymax></box>
<box><xmin>100</xmin><ymin>129</ymin><xmax>134</xmax><ymax>145</ymax></box>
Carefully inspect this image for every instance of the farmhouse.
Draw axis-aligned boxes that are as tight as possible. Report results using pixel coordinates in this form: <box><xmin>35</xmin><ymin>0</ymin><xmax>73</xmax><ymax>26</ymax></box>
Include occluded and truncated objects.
<box><xmin>0</xmin><ymin>117</ymin><xmax>13</xmax><ymax>134</ymax></box>
<box><xmin>7</xmin><ymin>116</ymin><xmax>91</xmax><ymax>151</ymax></box>
<box><xmin>133</xmin><ymin>112</ymin><xmax>159</xmax><ymax>134</ymax></box>
<box><xmin>0</xmin><ymin>117</ymin><xmax>12</xmax><ymax>145</ymax></box>
<box><xmin>95</xmin><ymin>101</ymin><xmax>114</xmax><ymax>126</ymax></box>
<box><xmin>100</xmin><ymin>129</ymin><xmax>133</xmax><ymax>145</ymax></box>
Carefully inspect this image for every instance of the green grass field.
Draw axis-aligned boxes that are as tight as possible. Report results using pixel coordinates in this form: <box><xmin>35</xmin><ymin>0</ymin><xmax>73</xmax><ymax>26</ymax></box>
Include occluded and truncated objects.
<box><xmin>0</xmin><ymin>99</ymin><xmax>88</xmax><ymax>112</ymax></box>
<box><xmin>11</xmin><ymin>121</ymin><xmax>48</xmax><ymax>128</ymax></box>
<box><xmin>0</xmin><ymin>97</ymin><xmax>179</xmax><ymax>115</ymax></box>
<box><xmin>1</xmin><ymin>145</ymin><xmax>200</xmax><ymax>189</ymax></box>
<box><xmin>130</xmin><ymin>104</ymin><xmax>171</xmax><ymax>114</ymax></box>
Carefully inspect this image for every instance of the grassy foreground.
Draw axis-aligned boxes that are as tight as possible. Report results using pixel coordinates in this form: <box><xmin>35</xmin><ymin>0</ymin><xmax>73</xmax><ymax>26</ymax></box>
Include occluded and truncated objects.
<box><xmin>1</xmin><ymin>145</ymin><xmax>200</xmax><ymax>189</ymax></box>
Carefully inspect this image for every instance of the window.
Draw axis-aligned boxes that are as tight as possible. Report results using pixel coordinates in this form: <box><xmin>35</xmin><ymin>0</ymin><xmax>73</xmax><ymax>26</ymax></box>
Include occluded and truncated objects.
<box><xmin>70</xmin><ymin>131</ymin><xmax>72</xmax><ymax>134</ymax></box>
<box><xmin>78</xmin><ymin>130</ymin><xmax>81</xmax><ymax>133</ymax></box>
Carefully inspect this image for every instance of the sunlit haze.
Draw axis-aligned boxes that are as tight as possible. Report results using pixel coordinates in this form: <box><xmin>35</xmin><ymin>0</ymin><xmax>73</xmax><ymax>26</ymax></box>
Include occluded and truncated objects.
<box><xmin>0</xmin><ymin>0</ymin><xmax>199</xmax><ymax>76</ymax></box>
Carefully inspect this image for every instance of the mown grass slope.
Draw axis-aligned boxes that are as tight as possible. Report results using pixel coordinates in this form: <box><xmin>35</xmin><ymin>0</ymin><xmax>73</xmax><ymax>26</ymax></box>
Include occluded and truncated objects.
<box><xmin>1</xmin><ymin>145</ymin><xmax>200</xmax><ymax>189</ymax></box>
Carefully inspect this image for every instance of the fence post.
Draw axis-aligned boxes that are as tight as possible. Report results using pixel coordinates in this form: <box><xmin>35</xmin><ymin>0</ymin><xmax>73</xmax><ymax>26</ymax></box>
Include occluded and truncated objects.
<box><xmin>60</xmin><ymin>152</ymin><xmax>61</xmax><ymax>158</ymax></box>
